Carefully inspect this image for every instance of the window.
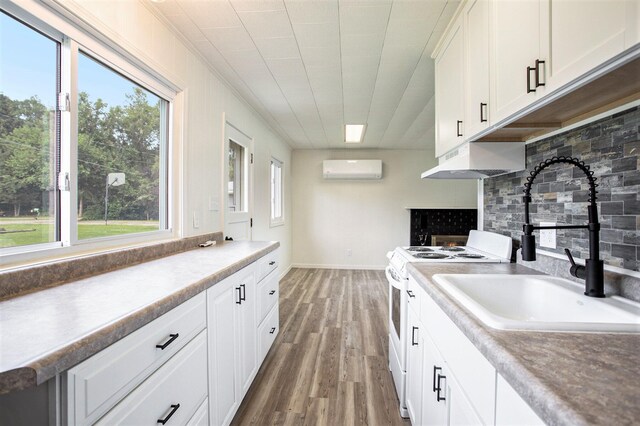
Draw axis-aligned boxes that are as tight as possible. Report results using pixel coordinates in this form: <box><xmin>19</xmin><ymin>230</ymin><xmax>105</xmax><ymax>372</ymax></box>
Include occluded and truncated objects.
<box><xmin>228</xmin><ymin>140</ymin><xmax>245</xmax><ymax>213</ymax></box>
<box><xmin>77</xmin><ymin>53</ymin><xmax>168</xmax><ymax>239</ymax></box>
<box><xmin>0</xmin><ymin>11</ymin><xmax>60</xmax><ymax>249</ymax></box>
<box><xmin>270</xmin><ymin>158</ymin><xmax>283</xmax><ymax>226</ymax></box>
<box><xmin>0</xmin><ymin>7</ymin><xmax>172</xmax><ymax>257</ymax></box>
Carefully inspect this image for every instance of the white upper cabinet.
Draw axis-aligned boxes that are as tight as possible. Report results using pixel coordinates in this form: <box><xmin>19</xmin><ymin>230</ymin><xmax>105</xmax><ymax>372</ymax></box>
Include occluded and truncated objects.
<box><xmin>464</xmin><ymin>0</ymin><xmax>491</xmax><ymax>137</ymax></box>
<box><xmin>491</xmin><ymin>0</ymin><xmax>548</xmax><ymax>124</ymax></box>
<box><xmin>545</xmin><ymin>0</ymin><xmax>640</xmax><ymax>92</ymax></box>
<box><xmin>435</xmin><ymin>19</ymin><xmax>465</xmax><ymax>158</ymax></box>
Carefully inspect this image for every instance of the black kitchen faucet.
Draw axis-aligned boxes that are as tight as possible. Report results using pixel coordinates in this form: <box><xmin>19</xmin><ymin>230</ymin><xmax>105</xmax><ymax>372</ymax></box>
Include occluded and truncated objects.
<box><xmin>520</xmin><ymin>156</ymin><xmax>605</xmax><ymax>298</ymax></box>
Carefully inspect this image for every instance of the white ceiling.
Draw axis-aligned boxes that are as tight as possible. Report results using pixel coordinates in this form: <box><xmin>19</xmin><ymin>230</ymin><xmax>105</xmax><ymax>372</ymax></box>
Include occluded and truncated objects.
<box><xmin>151</xmin><ymin>0</ymin><xmax>460</xmax><ymax>149</ymax></box>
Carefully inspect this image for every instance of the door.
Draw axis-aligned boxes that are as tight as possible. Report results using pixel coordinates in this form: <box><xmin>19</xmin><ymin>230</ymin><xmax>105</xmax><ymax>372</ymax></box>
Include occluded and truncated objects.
<box><xmin>465</xmin><ymin>0</ymin><xmax>490</xmax><ymax>137</ymax></box>
<box><xmin>207</xmin><ymin>277</ymin><xmax>239</xmax><ymax>426</ymax></box>
<box><xmin>405</xmin><ymin>307</ymin><xmax>424</xmax><ymax>425</ymax></box>
<box><xmin>235</xmin><ymin>267</ymin><xmax>257</xmax><ymax>396</ymax></box>
<box><xmin>224</xmin><ymin>122</ymin><xmax>253</xmax><ymax>240</ymax></box>
<box><xmin>492</xmin><ymin>0</ymin><xmax>545</xmax><ymax>123</ymax></box>
<box><xmin>422</xmin><ymin>332</ymin><xmax>449</xmax><ymax>426</ymax></box>
<box><xmin>435</xmin><ymin>19</ymin><xmax>465</xmax><ymax>157</ymax></box>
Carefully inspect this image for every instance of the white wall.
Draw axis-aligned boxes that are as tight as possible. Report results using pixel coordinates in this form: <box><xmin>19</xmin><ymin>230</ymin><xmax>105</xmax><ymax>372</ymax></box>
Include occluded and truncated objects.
<box><xmin>58</xmin><ymin>0</ymin><xmax>293</xmax><ymax>275</ymax></box>
<box><xmin>291</xmin><ymin>149</ymin><xmax>477</xmax><ymax>269</ymax></box>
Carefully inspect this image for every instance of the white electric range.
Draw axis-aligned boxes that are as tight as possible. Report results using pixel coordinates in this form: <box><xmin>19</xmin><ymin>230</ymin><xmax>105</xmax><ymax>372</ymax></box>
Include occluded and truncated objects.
<box><xmin>386</xmin><ymin>230</ymin><xmax>512</xmax><ymax>418</ymax></box>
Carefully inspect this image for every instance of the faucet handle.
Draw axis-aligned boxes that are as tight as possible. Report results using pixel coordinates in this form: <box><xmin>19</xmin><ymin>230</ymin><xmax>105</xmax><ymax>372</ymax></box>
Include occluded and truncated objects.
<box><xmin>565</xmin><ymin>249</ymin><xmax>586</xmax><ymax>280</ymax></box>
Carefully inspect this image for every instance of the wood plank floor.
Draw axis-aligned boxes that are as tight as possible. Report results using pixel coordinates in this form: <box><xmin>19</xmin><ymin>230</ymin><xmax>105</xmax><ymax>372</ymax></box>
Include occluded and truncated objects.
<box><xmin>232</xmin><ymin>268</ymin><xmax>409</xmax><ymax>425</ymax></box>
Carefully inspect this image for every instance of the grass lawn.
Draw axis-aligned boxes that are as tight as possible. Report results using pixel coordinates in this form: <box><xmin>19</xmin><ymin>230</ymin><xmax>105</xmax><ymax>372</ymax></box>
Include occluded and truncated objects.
<box><xmin>0</xmin><ymin>221</ymin><xmax>159</xmax><ymax>248</ymax></box>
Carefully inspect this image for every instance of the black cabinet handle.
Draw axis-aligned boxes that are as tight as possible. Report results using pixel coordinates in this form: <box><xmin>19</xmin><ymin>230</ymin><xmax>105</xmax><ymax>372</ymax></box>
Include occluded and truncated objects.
<box><xmin>155</xmin><ymin>333</ymin><xmax>179</xmax><ymax>350</ymax></box>
<box><xmin>527</xmin><ymin>65</ymin><xmax>536</xmax><ymax>93</ymax></box>
<box><xmin>269</xmin><ymin>327</ymin><xmax>276</xmax><ymax>334</ymax></box>
<box><xmin>535</xmin><ymin>59</ymin><xmax>545</xmax><ymax>87</ymax></box>
<box><xmin>433</xmin><ymin>366</ymin><xmax>442</xmax><ymax>392</ymax></box>
<box><xmin>157</xmin><ymin>403</ymin><xmax>180</xmax><ymax>424</ymax></box>
<box><xmin>456</xmin><ymin>120</ymin><xmax>463</xmax><ymax>137</ymax></box>
<box><xmin>411</xmin><ymin>326</ymin><xmax>419</xmax><ymax>346</ymax></box>
<box><xmin>480</xmin><ymin>103</ymin><xmax>487</xmax><ymax>123</ymax></box>
<box><xmin>406</xmin><ymin>290</ymin><xmax>415</xmax><ymax>298</ymax></box>
<box><xmin>269</xmin><ymin>290</ymin><xmax>276</xmax><ymax>295</ymax></box>
<box><xmin>436</xmin><ymin>373</ymin><xmax>447</xmax><ymax>402</ymax></box>
<box><xmin>240</xmin><ymin>284</ymin><xmax>246</xmax><ymax>302</ymax></box>
<box><xmin>269</xmin><ymin>261</ymin><xmax>276</xmax><ymax>266</ymax></box>
<box><xmin>236</xmin><ymin>286</ymin><xmax>242</xmax><ymax>304</ymax></box>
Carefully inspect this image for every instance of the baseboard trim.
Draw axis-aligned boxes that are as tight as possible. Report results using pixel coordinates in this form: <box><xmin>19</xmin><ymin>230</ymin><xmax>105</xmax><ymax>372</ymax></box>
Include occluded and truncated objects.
<box><xmin>291</xmin><ymin>263</ymin><xmax>386</xmax><ymax>271</ymax></box>
<box><xmin>279</xmin><ymin>264</ymin><xmax>293</xmax><ymax>280</ymax></box>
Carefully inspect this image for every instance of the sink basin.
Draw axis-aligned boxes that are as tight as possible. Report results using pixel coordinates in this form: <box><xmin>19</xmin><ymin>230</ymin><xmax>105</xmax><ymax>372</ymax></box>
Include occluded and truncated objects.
<box><xmin>432</xmin><ymin>274</ymin><xmax>640</xmax><ymax>333</ymax></box>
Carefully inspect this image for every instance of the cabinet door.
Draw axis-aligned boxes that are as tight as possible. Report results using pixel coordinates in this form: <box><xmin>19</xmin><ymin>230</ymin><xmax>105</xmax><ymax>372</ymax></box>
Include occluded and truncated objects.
<box><xmin>421</xmin><ymin>332</ymin><xmax>448</xmax><ymax>426</ymax></box>
<box><xmin>236</xmin><ymin>268</ymin><xmax>257</xmax><ymax>396</ymax></box>
<box><xmin>495</xmin><ymin>374</ymin><xmax>544</xmax><ymax>426</ymax></box>
<box><xmin>492</xmin><ymin>0</ymin><xmax>545</xmax><ymax>123</ymax></box>
<box><xmin>207</xmin><ymin>277</ymin><xmax>239</xmax><ymax>426</ymax></box>
<box><xmin>449</xmin><ymin>373</ymin><xmax>483</xmax><ymax>426</ymax></box>
<box><xmin>405</xmin><ymin>307</ymin><xmax>424</xmax><ymax>425</ymax></box>
<box><xmin>435</xmin><ymin>20</ymin><xmax>465</xmax><ymax>157</ymax></box>
<box><xmin>547</xmin><ymin>0</ymin><xmax>636</xmax><ymax>91</ymax></box>
<box><xmin>465</xmin><ymin>0</ymin><xmax>490</xmax><ymax>137</ymax></box>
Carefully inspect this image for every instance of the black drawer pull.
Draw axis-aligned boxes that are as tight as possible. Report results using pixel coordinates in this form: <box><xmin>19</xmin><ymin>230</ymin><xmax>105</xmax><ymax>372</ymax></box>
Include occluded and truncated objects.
<box><xmin>155</xmin><ymin>333</ymin><xmax>179</xmax><ymax>350</ymax></box>
<box><xmin>269</xmin><ymin>327</ymin><xmax>276</xmax><ymax>334</ymax></box>
<box><xmin>535</xmin><ymin>59</ymin><xmax>545</xmax><ymax>87</ymax></box>
<box><xmin>157</xmin><ymin>403</ymin><xmax>180</xmax><ymax>424</ymax></box>
<box><xmin>480</xmin><ymin>102</ymin><xmax>487</xmax><ymax>122</ymax></box>
<box><xmin>456</xmin><ymin>120</ymin><xmax>463</xmax><ymax>137</ymax></box>
<box><xmin>411</xmin><ymin>326</ymin><xmax>419</xmax><ymax>346</ymax></box>
<box><xmin>268</xmin><ymin>261</ymin><xmax>276</xmax><ymax>266</ymax></box>
<box><xmin>527</xmin><ymin>65</ymin><xmax>536</xmax><ymax>93</ymax></box>
<box><xmin>436</xmin><ymin>373</ymin><xmax>447</xmax><ymax>402</ymax></box>
<box><xmin>406</xmin><ymin>290</ymin><xmax>415</xmax><ymax>298</ymax></box>
<box><xmin>269</xmin><ymin>290</ymin><xmax>276</xmax><ymax>295</ymax></box>
<box><xmin>236</xmin><ymin>286</ymin><xmax>242</xmax><ymax>304</ymax></box>
<box><xmin>433</xmin><ymin>366</ymin><xmax>442</xmax><ymax>392</ymax></box>
<box><xmin>240</xmin><ymin>284</ymin><xmax>246</xmax><ymax>302</ymax></box>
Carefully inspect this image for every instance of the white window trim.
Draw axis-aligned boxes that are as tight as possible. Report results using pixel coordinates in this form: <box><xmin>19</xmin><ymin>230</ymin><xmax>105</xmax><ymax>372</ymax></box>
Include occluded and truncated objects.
<box><xmin>0</xmin><ymin>1</ymin><xmax>178</xmax><ymax>268</ymax></box>
<box><xmin>270</xmin><ymin>157</ymin><xmax>284</xmax><ymax>227</ymax></box>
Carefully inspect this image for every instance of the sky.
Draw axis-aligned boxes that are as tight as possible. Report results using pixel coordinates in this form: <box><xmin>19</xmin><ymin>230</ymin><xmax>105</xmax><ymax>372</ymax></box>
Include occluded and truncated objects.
<box><xmin>0</xmin><ymin>11</ymin><xmax>152</xmax><ymax>110</ymax></box>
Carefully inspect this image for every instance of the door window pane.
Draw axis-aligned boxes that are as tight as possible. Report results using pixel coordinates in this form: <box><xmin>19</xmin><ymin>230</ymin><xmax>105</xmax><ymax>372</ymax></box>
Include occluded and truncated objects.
<box><xmin>228</xmin><ymin>140</ymin><xmax>245</xmax><ymax>212</ymax></box>
<box><xmin>77</xmin><ymin>52</ymin><xmax>167</xmax><ymax>239</ymax></box>
<box><xmin>270</xmin><ymin>158</ymin><xmax>283</xmax><ymax>224</ymax></box>
<box><xmin>0</xmin><ymin>12</ymin><xmax>59</xmax><ymax>249</ymax></box>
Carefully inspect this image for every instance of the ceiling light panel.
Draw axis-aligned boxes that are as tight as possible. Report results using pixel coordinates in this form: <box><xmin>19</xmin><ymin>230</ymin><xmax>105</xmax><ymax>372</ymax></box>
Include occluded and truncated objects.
<box><xmin>345</xmin><ymin>124</ymin><xmax>365</xmax><ymax>143</ymax></box>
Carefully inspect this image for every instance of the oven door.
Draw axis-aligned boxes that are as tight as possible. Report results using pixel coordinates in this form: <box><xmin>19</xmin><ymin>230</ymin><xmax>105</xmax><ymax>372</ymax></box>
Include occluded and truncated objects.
<box><xmin>386</xmin><ymin>265</ymin><xmax>409</xmax><ymax>416</ymax></box>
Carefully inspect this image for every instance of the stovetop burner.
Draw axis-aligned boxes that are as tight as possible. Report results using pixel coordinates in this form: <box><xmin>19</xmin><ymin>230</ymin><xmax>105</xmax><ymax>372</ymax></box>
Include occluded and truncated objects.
<box><xmin>414</xmin><ymin>252</ymin><xmax>450</xmax><ymax>259</ymax></box>
<box><xmin>440</xmin><ymin>246</ymin><xmax>465</xmax><ymax>252</ymax></box>
<box><xmin>407</xmin><ymin>246</ymin><xmax>433</xmax><ymax>252</ymax></box>
<box><xmin>455</xmin><ymin>253</ymin><xmax>485</xmax><ymax>259</ymax></box>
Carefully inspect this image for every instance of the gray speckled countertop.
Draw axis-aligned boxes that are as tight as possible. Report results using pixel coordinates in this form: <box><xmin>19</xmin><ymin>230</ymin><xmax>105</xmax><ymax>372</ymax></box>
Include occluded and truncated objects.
<box><xmin>0</xmin><ymin>240</ymin><xmax>278</xmax><ymax>394</ymax></box>
<box><xmin>407</xmin><ymin>262</ymin><xmax>640</xmax><ymax>426</ymax></box>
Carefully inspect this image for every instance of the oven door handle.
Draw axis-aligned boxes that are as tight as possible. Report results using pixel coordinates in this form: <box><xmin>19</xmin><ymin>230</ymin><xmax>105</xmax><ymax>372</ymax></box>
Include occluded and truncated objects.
<box><xmin>385</xmin><ymin>266</ymin><xmax>405</xmax><ymax>290</ymax></box>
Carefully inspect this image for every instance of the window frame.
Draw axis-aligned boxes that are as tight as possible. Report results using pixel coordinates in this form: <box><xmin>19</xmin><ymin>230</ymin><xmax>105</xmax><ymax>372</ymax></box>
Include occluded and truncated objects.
<box><xmin>0</xmin><ymin>2</ymin><xmax>177</xmax><ymax>265</ymax></box>
<box><xmin>270</xmin><ymin>157</ymin><xmax>284</xmax><ymax>227</ymax></box>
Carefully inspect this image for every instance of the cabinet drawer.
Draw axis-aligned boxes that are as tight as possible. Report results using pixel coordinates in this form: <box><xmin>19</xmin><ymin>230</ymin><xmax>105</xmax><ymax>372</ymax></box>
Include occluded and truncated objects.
<box><xmin>423</xmin><ymin>292</ymin><xmax>496</xmax><ymax>425</ymax></box>
<box><xmin>257</xmin><ymin>269</ymin><xmax>279</xmax><ymax>325</ymax></box>
<box><xmin>66</xmin><ymin>293</ymin><xmax>206</xmax><ymax>425</ymax></box>
<box><xmin>257</xmin><ymin>249</ymin><xmax>279</xmax><ymax>282</ymax></box>
<box><xmin>407</xmin><ymin>275</ymin><xmax>424</xmax><ymax>316</ymax></box>
<box><xmin>258</xmin><ymin>304</ymin><xmax>279</xmax><ymax>364</ymax></box>
<box><xmin>186</xmin><ymin>398</ymin><xmax>209</xmax><ymax>426</ymax></box>
<box><xmin>96</xmin><ymin>331</ymin><xmax>208</xmax><ymax>425</ymax></box>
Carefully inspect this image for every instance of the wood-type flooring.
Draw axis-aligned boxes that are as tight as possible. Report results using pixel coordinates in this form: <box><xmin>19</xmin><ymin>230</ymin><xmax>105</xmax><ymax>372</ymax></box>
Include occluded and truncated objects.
<box><xmin>232</xmin><ymin>268</ymin><xmax>409</xmax><ymax>426</ymax></box>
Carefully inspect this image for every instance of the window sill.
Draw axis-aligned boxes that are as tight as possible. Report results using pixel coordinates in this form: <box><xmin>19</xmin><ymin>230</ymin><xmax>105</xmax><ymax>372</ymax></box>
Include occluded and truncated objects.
<box><xmin>269</xmin><ymin>220</ymin><xmax>285</xmax><ymax>228</ymax></box>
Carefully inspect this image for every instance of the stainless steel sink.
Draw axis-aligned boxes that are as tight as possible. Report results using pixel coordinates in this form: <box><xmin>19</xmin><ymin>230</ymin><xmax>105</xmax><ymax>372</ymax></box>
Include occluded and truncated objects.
<box><xmin>432</xmin><ymin>274</ymin><xmax>640</xmax><ymax>333</ymax></box>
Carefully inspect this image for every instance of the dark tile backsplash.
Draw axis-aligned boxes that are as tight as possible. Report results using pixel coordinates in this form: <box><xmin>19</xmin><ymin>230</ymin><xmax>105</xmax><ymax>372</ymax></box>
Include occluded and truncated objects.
<box><xmin>410</xmin><ymin>209</ymin><xmax>477</xmax><ymax>246</ymax></box>
<box><xmin>484</xmin><ymin>106</ymin><xmax>639</xmax><ymax>271</ymax></box>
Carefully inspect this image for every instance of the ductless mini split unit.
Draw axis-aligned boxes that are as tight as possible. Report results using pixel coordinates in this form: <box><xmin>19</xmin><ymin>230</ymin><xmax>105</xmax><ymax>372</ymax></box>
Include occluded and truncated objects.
<box><xmin>322</xmin><ymin>159</ymin><xmax>382</xmax><ymax>180</ymax></box>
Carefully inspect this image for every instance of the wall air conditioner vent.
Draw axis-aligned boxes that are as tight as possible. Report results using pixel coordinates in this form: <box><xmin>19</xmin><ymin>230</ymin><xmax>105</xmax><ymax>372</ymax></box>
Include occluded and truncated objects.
<box><xmin>323</xmin><ymin>160</ymin><xmax>382</xmax><ymax>180</ymax></box>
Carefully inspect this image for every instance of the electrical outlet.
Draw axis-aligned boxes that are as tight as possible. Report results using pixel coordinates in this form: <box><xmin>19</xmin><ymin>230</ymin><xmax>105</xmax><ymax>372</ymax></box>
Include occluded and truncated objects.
<box><xmin>193</xmin><ymin>211</ymin><xmax>200</xmax><ymax>229</ymax></box>
<box><xmin>347</xmin><ymin>249</ymin><xmax>352</xmax><ymax>257</ymax></box>
<box><xmin>539</xmin><ymin>222</ymin><xmax>556</xmax><ymax>249</ymax></box>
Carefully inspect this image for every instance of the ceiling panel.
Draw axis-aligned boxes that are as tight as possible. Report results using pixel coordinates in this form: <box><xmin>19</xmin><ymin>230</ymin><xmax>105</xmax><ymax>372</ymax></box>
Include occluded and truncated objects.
<box><xmin>153</xmin><ymin>0</ymin><xmax>459</xmax><ymax>149</ymax></box>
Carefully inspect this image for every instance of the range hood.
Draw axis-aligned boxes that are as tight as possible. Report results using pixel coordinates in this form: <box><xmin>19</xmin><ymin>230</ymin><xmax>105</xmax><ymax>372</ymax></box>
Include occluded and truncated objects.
<box><xmin>421</xmin><ymin>142</ymin><xmax>525</xmax><ymax>179</ymax></box>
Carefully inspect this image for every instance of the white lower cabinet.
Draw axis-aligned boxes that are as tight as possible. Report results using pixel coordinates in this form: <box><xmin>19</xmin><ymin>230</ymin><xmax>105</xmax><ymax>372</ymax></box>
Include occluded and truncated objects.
<box><xmin>408</xmin><ymin>275</ymin><xmax>543</xmax><ymax>426</ymax></box>
<box><xmin>187</xmin><ymin>400</ymin><xmax>209</xmax><ymax>426</ymax></box>
<box><xmin>95</xmin><ymin>331</ymin><xmax>208</xmax><ymax>425</ymax></box>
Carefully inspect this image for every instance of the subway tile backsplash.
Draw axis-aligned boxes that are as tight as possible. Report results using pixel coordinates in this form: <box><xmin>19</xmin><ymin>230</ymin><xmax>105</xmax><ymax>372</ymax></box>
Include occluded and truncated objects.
<box><xmin>484</xmin><ymin>106</ymin><xmax>639</xmax><ymax>272</ymax></box>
